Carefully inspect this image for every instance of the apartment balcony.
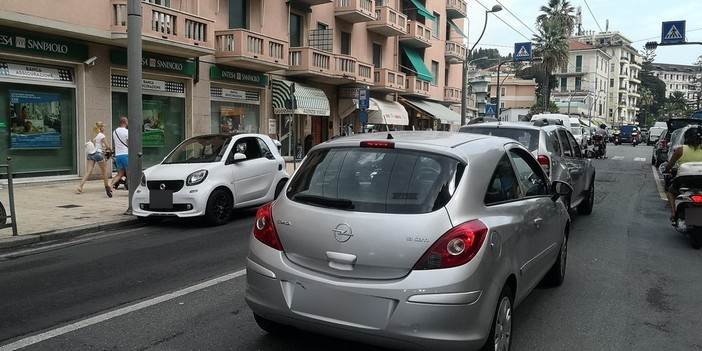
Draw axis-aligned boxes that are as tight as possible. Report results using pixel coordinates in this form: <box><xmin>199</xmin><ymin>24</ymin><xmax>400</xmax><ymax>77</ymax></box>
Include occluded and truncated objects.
<box><xmin>444</xmin><ymin>87</ymin><xmax>462</xmax><ymax>103</ymax></box>
<box><xmin>288</xmin><ymin>47</ymin><xmax>374</xmax><ymax>85</ymax></box>
<box><xmin>630</xmin><ymin>76</ymin><xmax>641</xmax><ymax>84</ymax></box>
<box><xmin>367</xmin><ymin>6</ymin><xmax>408</xmax><ymax>37</ymax></box>
<box><xmin>334</xmin><ymin>0</ymin><xmax>375</xmax><ymax>23</ymax></box>
<box><xmin>214</xmin><ymin>29</ymin><xmax>288</xmax><ymax>72</ymax></box>
<box><xmin>373</xmin><ymin>68</ymin><xmax>406</xmax><ymax>93</ymax></box>
<box><xmin>445</xmin><ymin>41</ymin><xmax>466</xmax><ymax>62</ymax></box>
<box><xmin>111</xmin><ymin>0</ymin><xmax>214</xmax><ymax>57</ymax></box>
<box><xmin>335</xmin><ymin>55</ymin><xmax>374</xmax><ymax>85</ymax></box>
<box><xmin>620</xmin><ymin>55</ymin><xmax>629</xmax><ymax>62</ymax></box>
<box><xmin>399</xmin><ymin>21</ymin><xmax>432</xmax><ymax>48</ymax></box>
<box><xmin>403</xmin><ymin>76</ymin><xmax>430</xmax><ymax>97</ymax></box>
<box><xmin>446</xmin><ymin>0</ymin><xmax>467</xmax><ymax>19</ymax></box>
<box><xmin>556</xmin><ymin>66</ymin><xmax>587</xmax><ymax>77</ymax></box>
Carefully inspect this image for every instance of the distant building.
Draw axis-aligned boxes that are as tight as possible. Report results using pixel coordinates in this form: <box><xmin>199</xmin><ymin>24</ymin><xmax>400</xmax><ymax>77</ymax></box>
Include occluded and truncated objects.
<box><xmin>648</xmin><ymin>62</ymin><xmax>701</xmax><ymax>109</ymax></box>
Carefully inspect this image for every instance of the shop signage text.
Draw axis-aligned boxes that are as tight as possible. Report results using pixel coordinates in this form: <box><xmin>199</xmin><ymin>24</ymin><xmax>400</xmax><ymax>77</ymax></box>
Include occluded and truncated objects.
<box><xmin>0</xmin><ymin>62</ymin><xmax>74</xmax><ymax>83</ymax></box>
<box><xmin>110</xmin><ymin>49</ymin><xmax>196</xmax><ymax>75</ymax></box>
<box><xmin>0</xmin><ymin>27</ymin><xmax>89</xmax><ymax>61</ymax></box>
<box><xmin>210</xmin><ymin>66</ymin><xmax>268</xmax><ymax>87</ymax></box>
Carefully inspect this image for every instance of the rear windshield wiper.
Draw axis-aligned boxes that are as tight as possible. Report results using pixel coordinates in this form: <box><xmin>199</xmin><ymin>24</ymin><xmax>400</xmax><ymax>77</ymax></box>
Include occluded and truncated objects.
<box><xmin>292</xmin><ymin>194</ymin><xmax>355</xmax><ymax>209</ymax></box>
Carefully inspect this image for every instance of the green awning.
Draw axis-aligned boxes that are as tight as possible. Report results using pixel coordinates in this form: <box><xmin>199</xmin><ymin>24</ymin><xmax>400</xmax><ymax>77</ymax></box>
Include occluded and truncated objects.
<box><xmin>402</xmin><ymin>46</ymin><xmax>433</xmax><ymax>82</ymax></box>
<box><xmin>409</xmin><ymin>0</ymin><xmax>435</xmax><ymax>20</ymax></box>
<box><xmin>448</xmin><ymin>19</ymin><xmax>467</xmax><ymax>39</ymax></box>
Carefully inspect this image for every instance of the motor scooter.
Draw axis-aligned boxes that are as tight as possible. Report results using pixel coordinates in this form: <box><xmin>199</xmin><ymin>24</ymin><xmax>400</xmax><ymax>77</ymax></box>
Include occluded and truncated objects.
<box><xmin>631</xmin><ymin>132</ymin><xmax>639</xmax><ymax>147</ymax></box>
<box><xmin>592</xmin><ymin>133</ymin><xmax>606</xmax><ymax>158</ymax></box>
<box><xmin>613</xmin><ymin>130</ymin><xmax>621</xmax><ymax>145</ymax></box>
<box><xmin>666</xmin><ymin>161</ymin><xmax>702</xmax><ymax>249</ymax></box>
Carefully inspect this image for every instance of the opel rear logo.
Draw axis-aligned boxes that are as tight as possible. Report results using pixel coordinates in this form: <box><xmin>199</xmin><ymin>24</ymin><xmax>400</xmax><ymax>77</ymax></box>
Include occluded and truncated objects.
<box><xmin>332</xmin><ymin>223</ymin><xmax>353</xmax><ymax>243</ymax></box>
<box><xmin>159</xmin><ymin>183</ymin><xmax>166</xmax><ymax>190</ymax></box>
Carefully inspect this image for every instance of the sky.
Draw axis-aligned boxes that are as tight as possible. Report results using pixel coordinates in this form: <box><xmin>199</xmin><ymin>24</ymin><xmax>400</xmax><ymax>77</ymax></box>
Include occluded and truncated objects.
<box><xmin>464</xmin><ymin>0</ymin><xmax>702</xmax><ymax>66</ymax></box>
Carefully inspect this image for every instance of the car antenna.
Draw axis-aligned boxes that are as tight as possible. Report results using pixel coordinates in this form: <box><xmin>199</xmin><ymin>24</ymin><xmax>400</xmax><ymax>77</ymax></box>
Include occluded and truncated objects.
<box><xmin>387</xmin><ymin>132</ymin><xmax>394</xmax><ymax>140</ymax></box>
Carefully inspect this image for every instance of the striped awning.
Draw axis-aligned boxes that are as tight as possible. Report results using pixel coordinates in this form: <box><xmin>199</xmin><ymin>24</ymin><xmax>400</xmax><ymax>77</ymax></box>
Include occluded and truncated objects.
<box><xmin>403</xmin><ymin>98</ymin><xmax>461</xmax><ymax>125</ymax></box>
<box><xmin>368</xmin><ymin>98</ymin><xmax>409</xmax><ymax>126</ymax></box>
<box><xmin>272</xmin><ymin>80</ymin><xmax>330</xmax><ymax>116</ymax></box>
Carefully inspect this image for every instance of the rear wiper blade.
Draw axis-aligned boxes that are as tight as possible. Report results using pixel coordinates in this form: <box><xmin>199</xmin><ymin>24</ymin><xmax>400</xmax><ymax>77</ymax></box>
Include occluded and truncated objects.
<box><xmin>292</xmin><ymin>194</ymin><xmax>355</xmax><ymax>209</ymax></box>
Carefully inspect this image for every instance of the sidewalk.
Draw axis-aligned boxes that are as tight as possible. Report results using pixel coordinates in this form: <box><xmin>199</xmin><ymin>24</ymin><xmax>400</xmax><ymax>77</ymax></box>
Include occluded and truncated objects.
<box><xmin>0</xmin><ymin>177</ymin><xmax>138</xmax><ymax>250</ymax></box>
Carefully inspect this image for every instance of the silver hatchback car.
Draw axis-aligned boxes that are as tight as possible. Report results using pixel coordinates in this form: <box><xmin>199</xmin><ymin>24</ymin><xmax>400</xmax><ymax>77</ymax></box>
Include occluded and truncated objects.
<box><xmin>245</xmin><ymin>131</ymin><xmax>572</xmax><ymax>351</ymax></box>
<box><xmin>460</xmin><ymin>121</ymin><xmax>596</xmax><ymax>215</ymax></box>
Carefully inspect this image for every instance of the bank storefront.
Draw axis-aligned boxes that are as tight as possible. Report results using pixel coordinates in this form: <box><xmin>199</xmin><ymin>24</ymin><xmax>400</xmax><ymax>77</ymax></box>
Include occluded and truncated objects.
<box><xmin>209</xmin><ymin>66</ymin><xmax>267</xmax><ymax>135</ymax></box>
<box><xmin>110</xmin><ymin>50</ymin><xmax>192</xmax><ymax>168</ymax></box>
<box><xmin>0</xmin><ymin>27</ymin><xmax>88</xmax><ymax>177</ymax></box>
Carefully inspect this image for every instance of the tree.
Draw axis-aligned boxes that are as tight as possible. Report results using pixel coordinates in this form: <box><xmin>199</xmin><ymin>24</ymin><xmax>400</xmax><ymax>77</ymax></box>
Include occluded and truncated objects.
<box><xmin>693</xmin><ymin>55</ymin><xmax>702</xmax><ymax>110</ymax></box>
<box><xmin>536</xmin><ymin>0</ymin><xmax>576</xmax><ymax>37</ymax></box>
<box><xmin>533</xmin><ymin>19</ymin><xmax>570</xmax><ymax>109</ymax></box>
<box><xmin>638</xmin><ymin>87</ymin><xmax>654</xmax><ymax>126</ymax></box>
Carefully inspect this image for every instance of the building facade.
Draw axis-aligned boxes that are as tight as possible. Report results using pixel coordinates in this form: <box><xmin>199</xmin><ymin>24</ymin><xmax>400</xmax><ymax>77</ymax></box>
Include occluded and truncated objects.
<box><xmin>649</xmin><ymin>62</ymin><xmax>701</xmax><ymax>109</ymax></box>
<box><xmin>0</xmin><ymin>0</ymin><xmax>470</xmax><ymax>179</ymax></box>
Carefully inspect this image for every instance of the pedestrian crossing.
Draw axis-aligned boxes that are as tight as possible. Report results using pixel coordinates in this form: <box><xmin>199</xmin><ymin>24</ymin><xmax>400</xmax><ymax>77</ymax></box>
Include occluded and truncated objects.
<box><xmin>610</xmin><ymin>156</ymin><xmax>647</xmax><ymax>162</ymax></box>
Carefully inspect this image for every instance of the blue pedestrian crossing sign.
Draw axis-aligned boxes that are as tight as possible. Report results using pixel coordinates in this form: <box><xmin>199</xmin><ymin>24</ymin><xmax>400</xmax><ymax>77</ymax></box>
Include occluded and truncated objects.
<box><xmin>513</xmin><ymin>42</ymin><xmax>532</xmax><ymax>62</ymax></box>
<box><xmin>485</xmin><ymin>104</ymin><xmax>497</xmax><ymax>115</ymax></box>
<box><xmin>661</xmin><ymin>20</ymin><xmax>685</xmax><ymax>44</ymax></box>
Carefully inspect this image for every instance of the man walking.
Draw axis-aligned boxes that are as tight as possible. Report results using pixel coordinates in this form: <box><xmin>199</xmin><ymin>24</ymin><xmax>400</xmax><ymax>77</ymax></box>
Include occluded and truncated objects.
<box><xmin>111</xmin><ymin>116</ymin><xmax>129</xmax><ymax>190</ymax></box>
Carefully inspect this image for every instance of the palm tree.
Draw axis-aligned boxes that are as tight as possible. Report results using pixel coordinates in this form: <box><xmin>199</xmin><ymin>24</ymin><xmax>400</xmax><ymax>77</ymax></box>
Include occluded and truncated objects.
<box><xmin>638</xmin><ymin>87</ymin><xmax>654</xmax><ymax>126</ymax></box>
<box><xmin>533</xmin><ymin>19</ymin><xmax>570</xmax><ymax>110</ymax></box>
<box><xmin>536</xmin><ymin>0</ymin><xmax>576</xmax><ymax>36</ymax></box>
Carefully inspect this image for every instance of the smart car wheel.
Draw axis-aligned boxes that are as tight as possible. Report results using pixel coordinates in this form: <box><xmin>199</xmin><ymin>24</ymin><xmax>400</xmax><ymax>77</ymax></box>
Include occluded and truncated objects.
<box><xmin>204</xmin><ymin>188</ymin><xmax>233</xmax><ymax>226</ymax></box>
<box><xmin>481</xmin><ymin>285</ymin><xmax>513</xmax><ymax>351</ymax></box>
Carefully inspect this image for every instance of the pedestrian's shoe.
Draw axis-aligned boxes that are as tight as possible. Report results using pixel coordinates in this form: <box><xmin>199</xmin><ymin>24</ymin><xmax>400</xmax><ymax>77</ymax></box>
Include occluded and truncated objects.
<box><xmin>105</xmin><ymin>186</ymin><xmax>113</xmax><ymax>198</ymax></box>
<box><xmin>76</xmin><ymin>186</ymin><xmax>84</xmax><ymax>194</ymax></box>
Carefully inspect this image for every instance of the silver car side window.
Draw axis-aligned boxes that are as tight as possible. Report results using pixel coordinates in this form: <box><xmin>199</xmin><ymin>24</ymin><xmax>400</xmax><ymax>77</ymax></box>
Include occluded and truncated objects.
<box><xmin>484</xmin><ymin>154</ymin><xmax>521</xmax><ymax>204</ymax></box>
<box><xmin>509</xmin><ymin>149</ymin><xmax>549</xmax><ymax>197</ymax></box>
<box><xmin>557</xmin><ymin>129</ymin><xmax>573</xmax><ymax>157</ymax></box>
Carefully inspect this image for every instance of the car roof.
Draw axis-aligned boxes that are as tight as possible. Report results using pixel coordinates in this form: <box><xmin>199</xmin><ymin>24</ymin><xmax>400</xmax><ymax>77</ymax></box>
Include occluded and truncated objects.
<box><xmin>460</xmin><ymin>121</ymin><xmax>563</xmax><ymax>132</ymax></box>
<box><xmin>667</xmin><ymin>118</ymin><xmax>702</xmax><ymax>132</ymax></box>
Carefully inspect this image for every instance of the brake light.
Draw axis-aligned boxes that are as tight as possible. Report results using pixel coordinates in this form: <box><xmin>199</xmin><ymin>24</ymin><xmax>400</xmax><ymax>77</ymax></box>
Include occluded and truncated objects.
<box><xmin>412</xmin><ymin>220</ymin><xmax>488</xmax><ymax>270</ymax></box>
<box><xmin>537</xmin><ymin>155</ymin><xmax>550</xmax><ymax>176</ymax></box>
<box><xmin>360</xmin><ymin>141</ymin><xmax>395</xmax><ymax>149</ymax></box>
<box><xmin>661</xmin><ymin>140</ymin><xmax>668</xmax><ymax>148</ymax></box>
<box><xmin>691</xmin><ymin>195</ymin><xmax>702</xmax><ymax>203</ymax></box>
<box><xmin>253</xmin><ymin>202</ymin><xmax>283</xmax><ymax>250</ymax></box>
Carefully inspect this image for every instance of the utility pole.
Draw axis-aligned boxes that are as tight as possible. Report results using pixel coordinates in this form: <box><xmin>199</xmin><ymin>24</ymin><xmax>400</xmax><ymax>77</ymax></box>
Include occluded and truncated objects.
<box><xmin>126</xmin><ymin>0</ymin><xmax>143</xmax><ymax>215</ymax></box>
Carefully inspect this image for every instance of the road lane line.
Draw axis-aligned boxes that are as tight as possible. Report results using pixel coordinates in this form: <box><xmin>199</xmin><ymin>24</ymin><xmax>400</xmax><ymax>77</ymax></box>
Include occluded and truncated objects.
<box><xmin>612</xmin><ymin>156</ymin><xmax>624</xmax><ymax>160</ymax></box>
<box><xmin>652</xmin><ymin>165</ymin><xmax>667</xmax><ymax>201</ymax></box>
<box><xmin>634</xmin><ymin>157</ymin><xmax>646</xmax><ymax>162</ymax></box>
<box><xmin>0</xmin><ymin>269</ymin><xmax>247</xmax><ymax>351</ymax></box>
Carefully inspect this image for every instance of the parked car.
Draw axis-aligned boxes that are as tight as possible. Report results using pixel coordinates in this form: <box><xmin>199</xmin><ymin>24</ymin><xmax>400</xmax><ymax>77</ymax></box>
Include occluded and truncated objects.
<box><xmin>614</xmin><ymin>125</ymin><xmax>640</xmax><ymax>144</ymax></box>
<box><xmin>648</xmin><ymin>121</ymin><xmax>667</xmax><ymax>146</ymax></box>
<box><xmin>245</xmin><ymin>131</ymin><xmax>573</xmax><ymax>351</ymax></box>
<box><xmin>651</xmin><ymin>128</ymin><xmax>669</xmax><ymax>167</ymax></box>
<box><xmin>460</xmin><ymin>121</ymin><xmax>596</xmax><ymax>214</ymax></box>
<box><xmin>131</xmin><ymin>132</ymin><xmax>289</xmax><ymax>225</ymax></box>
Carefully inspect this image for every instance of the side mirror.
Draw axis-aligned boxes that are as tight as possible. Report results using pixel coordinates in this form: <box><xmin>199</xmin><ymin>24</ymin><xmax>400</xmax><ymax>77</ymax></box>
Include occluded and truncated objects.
<box><xmin>551</xmin><ymin>180</ymin><xmax>573</xmax><ymax>202</ymax></box>
<box><xmin>227</xmin><ymin>152</ymin><xmax>247</xmax><ymax>164</ymax></box>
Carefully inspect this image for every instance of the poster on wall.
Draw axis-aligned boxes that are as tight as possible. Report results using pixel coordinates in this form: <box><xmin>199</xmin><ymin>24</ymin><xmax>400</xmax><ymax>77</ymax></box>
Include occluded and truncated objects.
<box><xmin>9</xmin><ymin>91</ymin><xmax>62</xmax><ymax>149</ymax></box>
<box><xmin>142</xmin><ymin>100</ymin><xmax>165</xmax><ymax>147</ymax></box>
<box><xmin>220</xmin><ymin>106</ymin><xmax>246</xmax><ymax>133</ymax></box>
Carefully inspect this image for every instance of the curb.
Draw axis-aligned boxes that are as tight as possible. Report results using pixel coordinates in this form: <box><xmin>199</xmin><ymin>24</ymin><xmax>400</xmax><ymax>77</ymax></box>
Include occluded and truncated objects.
<box><xmin>0</xmin><ymin>218</ymin><xmax>141</xmax><ymax>251</ymax></box>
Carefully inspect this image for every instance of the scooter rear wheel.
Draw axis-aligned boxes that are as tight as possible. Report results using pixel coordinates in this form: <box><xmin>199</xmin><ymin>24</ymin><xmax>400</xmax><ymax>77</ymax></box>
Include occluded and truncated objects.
<box><xmin>690</xmin><ymin>229</ymin><xmax>702</xmax><ymax>250</ymax></box>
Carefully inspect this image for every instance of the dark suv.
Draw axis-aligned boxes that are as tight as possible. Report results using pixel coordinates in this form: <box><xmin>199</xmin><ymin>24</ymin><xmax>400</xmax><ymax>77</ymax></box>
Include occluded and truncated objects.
<box><xmin>614</xmin><ymin>125</ymin><xmax>639</xmax><ymax>144</ymax></box>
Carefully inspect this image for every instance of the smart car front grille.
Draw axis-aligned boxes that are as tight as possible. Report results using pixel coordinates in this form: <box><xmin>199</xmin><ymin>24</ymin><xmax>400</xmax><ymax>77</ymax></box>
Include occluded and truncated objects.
<box><xmin>146</xmin><ymin>180</ymin><xmax>185</xmax><ymax>192</ymax></box>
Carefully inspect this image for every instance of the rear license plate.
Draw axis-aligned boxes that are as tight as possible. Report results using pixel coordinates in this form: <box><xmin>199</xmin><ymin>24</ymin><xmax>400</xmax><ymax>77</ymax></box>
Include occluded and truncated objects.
<box><xmin>150</xmin><ymin>190</ymin><xmax>174</xmax><ymax>209</ymax></box>
<box><xmin>685</xmin><ymin>207</ymin><xmax>702</xmax><ymax>226</ymax></box>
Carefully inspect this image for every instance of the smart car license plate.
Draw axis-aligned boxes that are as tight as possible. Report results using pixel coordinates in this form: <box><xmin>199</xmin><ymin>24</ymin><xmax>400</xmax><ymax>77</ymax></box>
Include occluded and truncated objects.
<box><xmin>686</xmin><ymin>207</ymin><xmax>702</xmax><ymax>226</ymax></box>
<box><xmin>150</xmin><ymin>190</ymin><xmax>173</xmax><ymax>209</ymax></box>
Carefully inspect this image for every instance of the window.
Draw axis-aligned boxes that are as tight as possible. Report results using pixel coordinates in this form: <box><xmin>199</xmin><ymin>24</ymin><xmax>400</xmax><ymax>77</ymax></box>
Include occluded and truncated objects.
<box><xmin>557</xmin><ymin>129</ymin><xmax>573</xmax><ymax>157</ymax></box>
<box><xmin>500</xmin><ymin>86</ymin><xmax>506</xmax><ymax>96</ymax></box>
<box><xmin>234</xmin><ymin>137</ymin><xmax>264</xmax><ymax>161</ymax></box>
<box><xmin>229</xmin><ymin>0</ymin><xmax>248</xmax><ymax>29</ymax></box>
<box><xmin>575</xmin><ymin>77</ymin><xmax>582</xmax><ymax>91</ymax></box>
<box><xmin>432</xmin><ymin>13</ymin><xmax>440</xmax><ymax>38</ymax></box>
<box><xmin>341</xmin><ymin>31</ymin><xmax>351</xmax><ymax>55</ymax></box>
<box><xmin>560</xmin><ymin>77</ymin><xmax>567</xmax><ymax>92</ymax></box>
<box><xmin>289</xmin><ymin>13</ymin><xmax>303</xmax><ymax>47</ymax></box>
<box><xmin>575</xmin><ymin>55</ymin><xmax>582</xmax><ymax>72</ymax></box>
<box><xmin>431</xmin><ymin>60</ymin><xmax>439</xmax><ymax>86</ymax></box>
<box><xmin>565</xmin><ymin>131</ymin><xmax>582</xmax><ymax>158</ymax></box>
<box><xmin>509</xmin><ymin>149</ymin><xmax>549</xmax><ymax>197</ymax></box>
<box><xmin>485</xmin><ymin>154</ymin><xmax>520</xmax><ymax>204</ymax></box>
<box><xmin>373</xmin><ymin>43</ymin><xmax>382</xmax><ymax>67</ymax></box>
<box><xmin>610</xmin><ymin>78</ymin><xmax>614</xmax><ymax>88</ymax></box>
<box><xmin>145</xmin><ymin>0</ymin><xmax>170</xmax><ymax>7</ymax></box>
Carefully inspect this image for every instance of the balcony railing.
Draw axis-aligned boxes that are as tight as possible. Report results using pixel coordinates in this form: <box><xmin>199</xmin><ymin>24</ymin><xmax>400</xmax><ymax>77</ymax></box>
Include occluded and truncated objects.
<box><xmin>444</xmin><ymin>87</ymin><xmax>461</xmax><ymax>103</ymax></box>
<box><xmin>214</xmin><ymin>29</ymin><xmax>288</xmax><ymax>71</ymax></box>
<box><xmin>357</xmin><ymin>62</ymin><xmax>374</xmax><ymax>84</ymax></box>
<box><xmin>367</xmin><ymin>6</ymin><xmax>407</xmax><ymax>37</ymax></box>
<box><xmin>400</xmin><ymin>21</ymin><xmax>432</xmax><ymax>48</ymax></box>
<box><xmin>445</xmin><ymin>41</ymin><xmax>466</xmax><ymax>62</ymax></box>
<box><xmin>405</xmin><ymin>76</ymin><xmax>430</xmax><ymax>95</ymax></box>
<box><xmin>373</xmin><ymin>68</ymin><xmax>406</xmax><ymax>91</ymax></box>
<box><xmin>445</xmin><ymin>0</ymin><xmax>467</xmax><ymax>19</ymax></box>
<box><xmin>334</xmin><ymin>0</ymin><xmax>375</xmax><ymax>23</ymax></box>
<box><xmin>111</xmin><ymin>0</ymin><xmax>214</xmax><ymax>52</ymax></box>
<box><xmin>289</xmin><ymin>47</ymin><xmax>334</xmax><ymax>76</ymax></box>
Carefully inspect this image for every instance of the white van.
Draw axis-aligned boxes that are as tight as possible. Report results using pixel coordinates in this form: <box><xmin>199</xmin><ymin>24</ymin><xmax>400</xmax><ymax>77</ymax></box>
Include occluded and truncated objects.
<box><xmin>648</xmin><ymin>121</ymin><xmax>667</xmax><ymax>145</ymax></box>
<box><xmin>530</xmin><ymin>113</ymin><xmax>569</xmax><ymax>126</ymax></box>
<box><xmin>530</xmin><ymin>114</ymin><xmax>585</xmax><ymax>148</ymax></box>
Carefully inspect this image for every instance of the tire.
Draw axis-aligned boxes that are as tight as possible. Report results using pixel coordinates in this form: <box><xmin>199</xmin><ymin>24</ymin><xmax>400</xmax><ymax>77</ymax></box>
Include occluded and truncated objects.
<box><xmin>254</xmin><ymin>313</ymin><xmax>289</xmax><ymax>334</ymax></box>
<box><xmin>481</xmin><ymin>285</ymin><xmax>513</xmax><ymax>351</ymax></box>
<box><xmin>690</xmin><ymin>230</ymin><xmax>702</xmax><ymax>250</ymax></box>
<box><xmin>651</xmin><ymin>153</ymin><xmax>656</xmax><ymax>165</ymax></box>
<box><xmin>137</xmin><ymin>216</ymin><xmax>163</xmax><ymax>225</ymax></box>
<box><xmin>543</xmin><ymin>233</ymin><xmax>568</xmax><ymax>286</ymax></box>
<box><xmin>0</xmin><ymin>201</ymin><xmax>6</xmax><ymax>226</ymax></box>
<box><xmin>577</xmin><ymin>178</ymin><xmax>595</xmax><ymax>215</ymax></box>
<box><xmin>204</xmin><ymin>188</ymin><xmax>233</xmax><ymax>226</ymax></box>
<box><xmin>274</xmin><ymin>179</ymin><xmax>287</xmax><ymax>199</ymax></box>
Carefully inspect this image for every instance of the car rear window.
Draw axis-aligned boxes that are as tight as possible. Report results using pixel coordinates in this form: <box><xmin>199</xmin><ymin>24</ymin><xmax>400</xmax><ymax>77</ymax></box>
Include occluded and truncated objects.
<box><xmin>620</xmin><ymin>125</ymin><xmax>638</xmax><ymax>133</ymax></box>
<box><xmin>461</xmin><ymin>127</ymin><xmax>540</xmax><ymax>152</ymax></box>
<box><xmin>286</xmin><ymin>147</ymin><xmax>463</xmax><ymax>214</ymax></box>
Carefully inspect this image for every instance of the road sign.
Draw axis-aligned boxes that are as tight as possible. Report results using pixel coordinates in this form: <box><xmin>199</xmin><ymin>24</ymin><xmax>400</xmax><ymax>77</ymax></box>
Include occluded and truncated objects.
<box><xmin>661</xmin><ymin>20</ymin><xmax>685</xmax><ymax>44</ymax></box>
<box><xmin>513</xmin><ymin>42</ymin><xmax>532</xmax><ymax>62</ymax></box>
<box><xmin>485</xmin><ymin>104</ymin><xmax>496</xmax><ymax>115</ymax></box>
<box><xmin>358</xmin><ymin>87</ymin><xmax>370</xmax><ymax>110</ymax></box>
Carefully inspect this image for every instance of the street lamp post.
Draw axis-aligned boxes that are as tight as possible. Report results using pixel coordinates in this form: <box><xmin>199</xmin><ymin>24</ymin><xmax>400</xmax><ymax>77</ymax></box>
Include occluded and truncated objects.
<box><xmin>459</xmin><ymin>5</ymin><xmax>502</xmax><ymax>126</ymax></box>
<box><xmin>495</xmin><ymin>59</ymin><xmax>510</xmax><ymax>121</ymax></box>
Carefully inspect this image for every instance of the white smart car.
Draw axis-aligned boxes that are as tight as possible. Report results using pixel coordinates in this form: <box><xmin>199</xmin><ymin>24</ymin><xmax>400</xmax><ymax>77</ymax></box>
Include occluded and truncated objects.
<box><xmin>132</xmin><ymin>133</ymin><xmax>289</xmax><ymax>225</ymax></box>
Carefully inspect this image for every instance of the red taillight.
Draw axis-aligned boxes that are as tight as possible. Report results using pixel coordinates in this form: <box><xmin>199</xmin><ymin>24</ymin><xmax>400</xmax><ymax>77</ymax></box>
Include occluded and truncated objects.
<box><xmin>253</xmin><ymin>202</ymin><xmax>283</xmax><ymax>251</ymax></box>
<box><xmin>537</xmin><ymin>155</ymin><xmax>550</xmax><ymax>176</ymax></box>
<box><xmin>691</xmin><ymin>195</ymin><xmax>702</xmax><ymax>203</ymax></box>
<box><xmin>412</xmin><ymin>220</ymin><xmax>488</xmax><ymax>270</ymax></box>
<box><xmin>661</xmin><ymin>140</ymin><xmax>668</xmax><ymax>148</ymax></box>
<box><xmin>360</xmin><ymin>141</ymin><xmax>395</xmax><ymax>149</ymax></box>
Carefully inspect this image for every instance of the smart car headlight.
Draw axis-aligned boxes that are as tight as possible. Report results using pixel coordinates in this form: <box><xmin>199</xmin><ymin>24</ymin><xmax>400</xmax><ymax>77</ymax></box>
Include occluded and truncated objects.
<box><xmin>186</xmin><ymin>169</ymin><xmax>208</xmax><ymax>186</ymax></box>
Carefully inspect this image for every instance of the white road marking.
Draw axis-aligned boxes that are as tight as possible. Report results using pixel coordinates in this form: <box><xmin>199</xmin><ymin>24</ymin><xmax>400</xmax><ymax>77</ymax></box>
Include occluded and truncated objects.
<box><xmin>634</xmin><ymin>157</ymin><xmax>646</xmax><ymax>162</ymax></box>
<box><xmin>612</xmin><ymin>156</ymin><xmax>624</xmax><ymax>160</ymax></box>
<box><xmin>652</xmin><ymin>165</ymin><xmax>667</xmax><ymax>200</ymax></box>
<box><xmin>0</xmin><ymin>269</ymin><xmax>248</xmax><ymax>351</ymax></box>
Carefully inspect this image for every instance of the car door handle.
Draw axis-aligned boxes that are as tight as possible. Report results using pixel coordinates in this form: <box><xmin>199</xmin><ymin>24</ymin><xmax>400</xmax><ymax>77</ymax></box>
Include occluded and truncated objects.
<box><xmin>533</xmin><ymin>217</ymin><xmax>543</xmax><ymax>228</ymax></box>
